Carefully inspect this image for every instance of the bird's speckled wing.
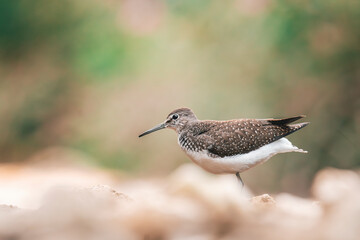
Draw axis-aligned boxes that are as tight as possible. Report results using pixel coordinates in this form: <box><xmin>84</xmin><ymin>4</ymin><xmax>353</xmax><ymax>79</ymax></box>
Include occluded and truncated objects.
<box><xmin>197</xmin><ymin>117</ymin><xmax>308</xmax><ymax>158</ymax></box>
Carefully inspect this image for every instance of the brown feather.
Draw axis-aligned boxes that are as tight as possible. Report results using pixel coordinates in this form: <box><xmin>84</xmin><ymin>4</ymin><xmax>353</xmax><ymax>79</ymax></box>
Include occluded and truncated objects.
<box><xmin>179</xmin><ymin>119</ymin><xmax>308</xmax><ymax>158</ymax></box>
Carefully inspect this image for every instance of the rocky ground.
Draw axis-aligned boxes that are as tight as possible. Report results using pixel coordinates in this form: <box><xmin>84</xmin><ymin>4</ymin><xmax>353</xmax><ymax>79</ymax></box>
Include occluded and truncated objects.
<box><xmin>0</xmin><ymin>161</ymin><xmax>359</xmax><ymax>240</ymax></box>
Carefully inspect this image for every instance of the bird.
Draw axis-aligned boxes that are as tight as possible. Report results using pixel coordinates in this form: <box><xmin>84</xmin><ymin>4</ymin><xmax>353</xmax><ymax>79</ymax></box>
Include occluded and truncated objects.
<box><xmin>138</xmin><ymin>108</ymin><xmax>309</xmax><ymax>187</ymax></box>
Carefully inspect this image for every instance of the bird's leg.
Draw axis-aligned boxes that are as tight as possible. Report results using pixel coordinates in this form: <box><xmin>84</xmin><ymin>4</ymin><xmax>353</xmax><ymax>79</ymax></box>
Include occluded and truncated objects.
<box><xmin>236</xmin><ymin>172</ymin><xmax>244</xmax><ymax>189</ymax></box>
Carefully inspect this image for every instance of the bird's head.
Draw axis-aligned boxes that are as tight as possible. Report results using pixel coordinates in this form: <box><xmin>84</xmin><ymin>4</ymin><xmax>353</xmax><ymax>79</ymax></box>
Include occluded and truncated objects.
<box><xmin>138</xmin><ymin>108</ymin><xmax>198</xmax><ymax>137</ymax></box>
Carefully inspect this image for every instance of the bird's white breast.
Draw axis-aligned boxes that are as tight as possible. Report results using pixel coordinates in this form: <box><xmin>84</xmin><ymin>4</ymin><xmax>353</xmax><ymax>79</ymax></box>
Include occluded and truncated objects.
<box><xmin>180</xmin><ymin>138</ymin><xmax>307</xmax><ymax>174</ymax></box>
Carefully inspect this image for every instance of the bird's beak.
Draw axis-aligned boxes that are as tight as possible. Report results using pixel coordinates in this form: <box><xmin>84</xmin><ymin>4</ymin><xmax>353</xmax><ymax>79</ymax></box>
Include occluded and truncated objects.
<box><xmin>138</xmin><ymin>122</ymin><xmax>166</xmax><ymax>137</ymax></box>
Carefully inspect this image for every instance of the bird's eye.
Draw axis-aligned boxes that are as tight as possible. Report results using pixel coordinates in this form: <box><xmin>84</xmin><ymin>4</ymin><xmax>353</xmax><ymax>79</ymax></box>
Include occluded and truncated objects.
<box><xmin>172</xmin><ymin>114</ymin><xmax>179</xmax><ymax>120</ymax></box>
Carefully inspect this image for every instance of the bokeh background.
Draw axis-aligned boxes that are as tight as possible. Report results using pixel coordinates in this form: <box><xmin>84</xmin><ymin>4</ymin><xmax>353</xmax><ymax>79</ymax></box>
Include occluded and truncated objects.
<box><xmin>0</xmin><ymin>0</ymin><xmax>359</xmax><ymax>196</ymax></box>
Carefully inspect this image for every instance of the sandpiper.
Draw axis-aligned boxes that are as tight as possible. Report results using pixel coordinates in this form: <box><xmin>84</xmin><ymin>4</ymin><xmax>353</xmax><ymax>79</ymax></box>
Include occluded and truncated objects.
<box><xmin>139</xmin><ymin>108</ymin><xmax>309</xmax><ymax>187</ymax></box>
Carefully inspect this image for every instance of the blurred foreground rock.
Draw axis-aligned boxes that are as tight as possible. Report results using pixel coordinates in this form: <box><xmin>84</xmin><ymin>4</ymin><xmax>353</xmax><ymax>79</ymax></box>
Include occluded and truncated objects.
<box><xmin>0</xmin><ymin>163</ymin><xmax>359</xmax><ymax>240</ymax></box>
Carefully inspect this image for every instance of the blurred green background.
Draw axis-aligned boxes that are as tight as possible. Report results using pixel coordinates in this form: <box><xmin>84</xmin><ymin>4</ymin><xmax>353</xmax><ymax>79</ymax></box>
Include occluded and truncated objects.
<box><xmin>0</xmin><ymin>0</ymin><xmax>359</xmax><ymax>196</ymax></box>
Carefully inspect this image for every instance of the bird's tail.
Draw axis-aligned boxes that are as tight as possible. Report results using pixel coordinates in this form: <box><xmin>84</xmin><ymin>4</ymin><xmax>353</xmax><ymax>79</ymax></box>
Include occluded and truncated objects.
<box><xmin>267</xmin><ymin>116</ymin><xmax>309</xmax><ymax>141</ymax></box>
<box><xmin>267</xmin><ymin>115</ymin><xmax>309</xmax><ymax>134</ymax></box>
